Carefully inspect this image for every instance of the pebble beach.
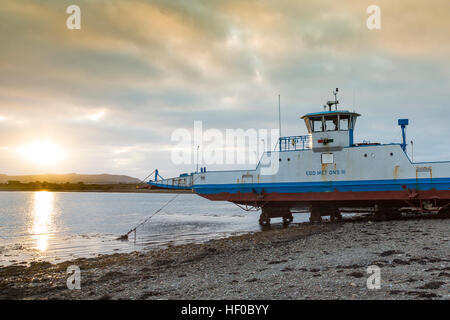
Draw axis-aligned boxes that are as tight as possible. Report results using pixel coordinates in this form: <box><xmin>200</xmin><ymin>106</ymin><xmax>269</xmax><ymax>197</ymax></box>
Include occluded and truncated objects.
<box><xmin>0</xmin><ymin>215</ymin><xmax>448</xmax><ymax>300</ymax></box>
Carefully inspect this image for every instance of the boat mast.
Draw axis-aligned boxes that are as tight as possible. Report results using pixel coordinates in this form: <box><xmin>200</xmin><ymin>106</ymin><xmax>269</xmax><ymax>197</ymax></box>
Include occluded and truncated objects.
<box><xmin>278</xmin><ymin>94</ymin><xmax>282</xmax><ymax>152</ymax></box>
<box><xmin>278</xmin><ymin>94</ymin><xmax>281</xmax><ymax>138</ymax></box>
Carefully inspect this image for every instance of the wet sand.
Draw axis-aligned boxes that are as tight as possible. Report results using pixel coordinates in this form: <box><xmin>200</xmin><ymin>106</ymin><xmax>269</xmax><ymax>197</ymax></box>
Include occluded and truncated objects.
<box><xmin>0</xmin><ymin>216</ymin><xmax>448</xmax><ymax>300</ymax></box>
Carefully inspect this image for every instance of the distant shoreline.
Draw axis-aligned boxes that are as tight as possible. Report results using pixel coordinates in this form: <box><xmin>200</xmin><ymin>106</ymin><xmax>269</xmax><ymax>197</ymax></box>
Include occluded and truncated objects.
<box><xmin>0</xmin><ymin>189</ymin><xmax>192</xmax><ymax>193</ymax></box>
<box><xmin>0</xmin><ymin>183</ymin><xmax>191</xmax><ymax>194</ymax></box>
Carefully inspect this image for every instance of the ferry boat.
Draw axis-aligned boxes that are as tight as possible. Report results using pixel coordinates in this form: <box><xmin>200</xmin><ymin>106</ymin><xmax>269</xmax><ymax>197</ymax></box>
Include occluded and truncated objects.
<box><xmin>148</xmin><ymin>90</ymin><xmax>450</xmax><ymax>224</ymax></box>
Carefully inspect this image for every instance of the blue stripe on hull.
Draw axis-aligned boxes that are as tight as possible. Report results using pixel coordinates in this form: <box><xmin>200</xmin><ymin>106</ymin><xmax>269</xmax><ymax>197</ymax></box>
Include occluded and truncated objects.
<box><xmin>193</xmin><ymin>178</ymin><xmax>450</xmax><ymax>195</ymax></box>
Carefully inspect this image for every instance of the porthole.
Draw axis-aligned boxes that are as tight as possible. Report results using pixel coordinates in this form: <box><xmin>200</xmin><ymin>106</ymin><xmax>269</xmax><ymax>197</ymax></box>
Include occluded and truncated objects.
<box><xmin>364</xmin><ymin>154</ymin><xmax>368</xmax><ymax>158</ymax></box>
<box><xmin>279</xmin><ymin>158</ymin><xmax>282</xmax><ymax>162</ymax></box>
<box><xmin>390</xmin><ymin>152</ymin><xmax>394</xmax><ymax>156</ymax></box>
<box><xmin>287</xmin><ymin>158</ymin><xmax>291</xmax><ymax>162</ymax></box>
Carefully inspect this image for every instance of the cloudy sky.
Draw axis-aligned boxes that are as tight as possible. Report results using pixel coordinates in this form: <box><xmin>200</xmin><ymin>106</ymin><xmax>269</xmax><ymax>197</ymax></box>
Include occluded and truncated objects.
<box><xmin>0</xmin><ymin>0</ymin><xmax>449</xmax><ymax>178</ymax></box>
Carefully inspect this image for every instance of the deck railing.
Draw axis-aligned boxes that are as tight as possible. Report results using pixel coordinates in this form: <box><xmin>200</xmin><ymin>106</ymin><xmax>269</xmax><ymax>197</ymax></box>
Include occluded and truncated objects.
<box><xmin>278</xmin><ymin>135</ymin><xmax>312</xmax><ymax>151</ymax></box>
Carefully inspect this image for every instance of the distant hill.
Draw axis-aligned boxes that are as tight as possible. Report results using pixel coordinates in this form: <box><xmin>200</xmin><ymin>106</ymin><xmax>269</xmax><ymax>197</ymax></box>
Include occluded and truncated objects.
<box><xmin>0</xmin><ymin>173</ymin><xmax>141</xmax><ymax>184</ymax></box>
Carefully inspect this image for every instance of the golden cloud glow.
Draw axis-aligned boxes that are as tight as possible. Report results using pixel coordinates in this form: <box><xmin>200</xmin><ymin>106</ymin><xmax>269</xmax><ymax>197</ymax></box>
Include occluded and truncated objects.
<box><xmin>0</xmin><ymin>0</ymin><xmax>449</xmax><ymax>176</ymax></box>
<box><xmin>18</xmin><ymin>141</ymin><xmax>64</xmax><ymax>166</ymax></box>
<box><xmin>87</xmin><ymin>110</ymin><xmax>106</xmax><ymax>121</ymax></box>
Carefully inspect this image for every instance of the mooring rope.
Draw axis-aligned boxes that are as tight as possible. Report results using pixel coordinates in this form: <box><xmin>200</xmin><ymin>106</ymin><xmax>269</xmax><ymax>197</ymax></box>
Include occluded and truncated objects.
<box><xmin>117</xmin><ymin>192</ymin><xmax>181</xmax><ymax>241</ymax></box>
<box><xmin>117</xmin><ymin>173</ymin><xmax>200</xmax><ymax>241</ymax></box>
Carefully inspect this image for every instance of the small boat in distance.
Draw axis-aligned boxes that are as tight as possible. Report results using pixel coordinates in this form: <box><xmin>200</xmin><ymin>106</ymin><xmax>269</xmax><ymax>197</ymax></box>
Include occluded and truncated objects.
<box><xmin>148</xmin><ymin>90</ymin><xmax>450</xmax><ymax>225</ymax></box>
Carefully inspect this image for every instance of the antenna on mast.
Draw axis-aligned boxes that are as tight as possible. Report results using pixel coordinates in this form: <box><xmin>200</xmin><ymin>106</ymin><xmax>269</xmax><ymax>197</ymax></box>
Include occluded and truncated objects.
<box><xmin>334</xmin><ymin>88</ymin><xmax>338</xmax><ymax>107</ymax></box>
<box><xmin>326</xmin><ymin>88</ymin><xmax>339</xmax><ymax>111</ymax></box>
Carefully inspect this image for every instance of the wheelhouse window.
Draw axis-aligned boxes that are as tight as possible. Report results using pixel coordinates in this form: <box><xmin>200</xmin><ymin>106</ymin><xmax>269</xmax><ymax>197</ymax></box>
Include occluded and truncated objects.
<box><xmin>339</xmin><ymin>115</ymin><xmax>350</xmax><ymax>131</ymax></box>
<box><xmin>311</xmin><ymin>117</ymin><xmax>324</xmax><ymax>132</ymax></box>
<box><xmin>325</xmin><ymin>116</ymin><xmax>338</xmax><ymax>131</ymax></box>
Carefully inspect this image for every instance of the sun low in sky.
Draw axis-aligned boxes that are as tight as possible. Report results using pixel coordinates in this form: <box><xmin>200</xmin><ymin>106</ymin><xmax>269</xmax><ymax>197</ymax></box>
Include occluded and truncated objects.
<box><xmin>18</xmin><ymin>141</ymin><xmax>64</xmax><ymax>166</ymax></box>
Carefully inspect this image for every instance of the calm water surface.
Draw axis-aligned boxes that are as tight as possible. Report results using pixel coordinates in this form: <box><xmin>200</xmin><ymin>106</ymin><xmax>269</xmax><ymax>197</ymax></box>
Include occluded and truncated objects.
<box><xmin>0</xmin><ymin>191</ymin><xmax>310</xmax><ymax>266</ymax></box>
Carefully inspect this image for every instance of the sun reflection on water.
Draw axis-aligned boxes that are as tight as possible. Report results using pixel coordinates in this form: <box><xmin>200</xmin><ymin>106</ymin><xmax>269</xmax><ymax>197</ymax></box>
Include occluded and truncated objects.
<box><xmin>30</xmin><ymin>191</ymin><xmax>55</xmax><ymax>252</ymax></box>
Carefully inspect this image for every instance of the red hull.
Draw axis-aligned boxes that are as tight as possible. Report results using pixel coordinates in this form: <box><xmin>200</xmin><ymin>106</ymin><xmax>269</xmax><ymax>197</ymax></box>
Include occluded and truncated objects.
<box><xmin>198</xmin><ymin>189</ymin><xmax>450</xmax><ymax>209</ymax></box>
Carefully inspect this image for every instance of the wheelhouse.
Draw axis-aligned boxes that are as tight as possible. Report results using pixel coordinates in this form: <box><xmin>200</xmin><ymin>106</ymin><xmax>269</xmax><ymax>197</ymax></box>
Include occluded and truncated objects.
<box><xmin>302</xmin><ymin>110</ymin><xmax>361</xmax><ymax>149</ymax></box>
<box><xmin>302</xmin><ymin>110</ymin><xmax>360</xmax><ymax>134</ymax></box>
